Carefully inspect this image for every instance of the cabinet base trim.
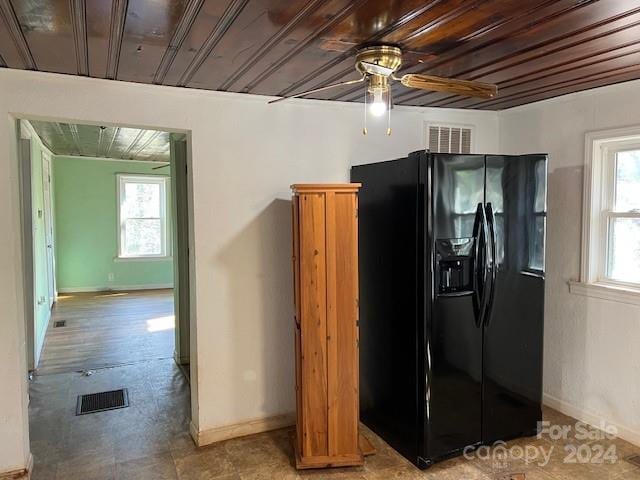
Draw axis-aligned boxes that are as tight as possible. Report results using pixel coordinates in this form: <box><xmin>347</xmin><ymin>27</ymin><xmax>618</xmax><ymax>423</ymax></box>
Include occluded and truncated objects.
<box><xmin>193</xmin><ymin>413</ymin><xmax>295</xmax><ymax>447</ymax></box>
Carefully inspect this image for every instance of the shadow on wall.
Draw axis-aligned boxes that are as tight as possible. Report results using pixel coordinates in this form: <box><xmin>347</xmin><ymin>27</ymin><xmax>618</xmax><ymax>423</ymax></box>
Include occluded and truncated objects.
<box><xmin>544</xmin><ymin>165</ymin><xmax>587</xmax><ymax>406</ymax></box>
<box><xmin>218</xmin><ymin>198</ymin><xmax>295</xmax><ymax>420</ymax></box>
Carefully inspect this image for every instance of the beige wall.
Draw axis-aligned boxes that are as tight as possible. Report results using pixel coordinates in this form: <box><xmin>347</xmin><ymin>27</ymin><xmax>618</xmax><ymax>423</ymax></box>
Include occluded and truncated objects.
<box><xmin>499</xmin><ymin>79</ymin><xmax>640</xmax><ymax>446</ymax></box>
<box><xmin>0</xmin><ymin>68</ymin><xmax>499</xmax><ymax>473</ymax></box>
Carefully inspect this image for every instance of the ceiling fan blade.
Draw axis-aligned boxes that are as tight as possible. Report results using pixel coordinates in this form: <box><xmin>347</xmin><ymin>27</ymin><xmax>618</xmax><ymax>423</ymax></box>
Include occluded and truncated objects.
<box><xmin>399</xmin><ymin>74</ymin><xmax>497</xmax><ymax>99</ymax></box>
<box><xmin>268</xmin><ymin>76</ymin><xmax>366</xmax><ymax>104</ymax></box>
<box><xmin>359</xmin><ymin>61</ymin><xmax>395</xmax><ymax>77</ymax></box>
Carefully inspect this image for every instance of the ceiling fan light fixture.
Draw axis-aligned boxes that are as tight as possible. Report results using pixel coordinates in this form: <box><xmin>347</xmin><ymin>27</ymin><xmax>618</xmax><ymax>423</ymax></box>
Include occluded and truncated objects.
<box><xmin>368</xmin><ymin>75</ymin><xmax>390</xmax><ymax>117</ymax></box>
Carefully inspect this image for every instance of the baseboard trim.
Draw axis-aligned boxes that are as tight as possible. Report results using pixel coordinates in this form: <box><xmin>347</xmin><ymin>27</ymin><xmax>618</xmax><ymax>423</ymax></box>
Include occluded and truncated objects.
<box><xmin>544</xmin><ymin>393</ymin><xmax>640</xmax><ymax>447</ymax></box>
<box><xmin>0</xmin><ymin>453</ymin><xmax>32</xmax><ymax>479</ymax></box>
<box><xmin>57</xmin><ymin>284</ymin><xmax>174</xmax><ymax>293</ymax></box>
<box><xmin>193</xmin><ymin>413</ymin><xmax>295</xmax><ymax>447</ymax></box>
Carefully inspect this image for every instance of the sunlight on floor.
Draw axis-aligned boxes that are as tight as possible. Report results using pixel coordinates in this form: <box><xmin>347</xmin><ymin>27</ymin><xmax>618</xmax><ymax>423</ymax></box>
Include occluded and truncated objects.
<box><xmin>146</xmin><ymin>315</ymin><xmax>175</xmax><ymax>332</ymax></box>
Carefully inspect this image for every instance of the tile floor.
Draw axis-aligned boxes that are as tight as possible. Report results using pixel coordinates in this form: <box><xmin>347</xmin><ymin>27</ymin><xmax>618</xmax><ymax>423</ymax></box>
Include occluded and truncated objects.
<box><xmin>29</xmin><ymin>359</ymin><xmax>640</xmax><ymax>479</ymax></box>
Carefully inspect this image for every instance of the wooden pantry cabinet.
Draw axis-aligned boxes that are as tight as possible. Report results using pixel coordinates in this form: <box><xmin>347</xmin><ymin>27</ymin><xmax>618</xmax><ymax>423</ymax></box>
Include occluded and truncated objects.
<box><xmin>290</xmin><ymin>183</ymin><xmax>363</xmax><ymax>469</ymax></box>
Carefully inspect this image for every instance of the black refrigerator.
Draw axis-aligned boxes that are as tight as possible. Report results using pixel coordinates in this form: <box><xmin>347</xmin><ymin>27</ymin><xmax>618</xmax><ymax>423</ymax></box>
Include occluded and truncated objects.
<box><xmin>351</xmin><ymin>151</ymin><xmax>547</xmax><ymax>468</ymax></box>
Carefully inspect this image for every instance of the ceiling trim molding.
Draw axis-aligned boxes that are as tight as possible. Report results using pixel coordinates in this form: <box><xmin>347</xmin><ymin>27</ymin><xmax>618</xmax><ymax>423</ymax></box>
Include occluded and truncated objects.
<box><xmin>177</xmin><ymin>0</ymin><xmax>251</xmax><ymax>87</ymax></box>
<box><xmin>69</xmin><ymin>0</ymin><xmax>89</xmax><ymax>76</ymax></box>
<box><xmin>106</xmin><ymin>0</ymin><xmax>128</xmax><ymax>80</ymax></box>
<box><xmin>0</xmin><ymin>0</ymin><xmax>36</xmax><ymax>70</ymax></box>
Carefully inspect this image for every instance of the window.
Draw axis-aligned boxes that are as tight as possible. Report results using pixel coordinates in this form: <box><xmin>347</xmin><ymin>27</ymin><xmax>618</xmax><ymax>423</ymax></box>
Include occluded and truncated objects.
<box><xmin>571</xmin><ymin>128</ymin><xmax>640</xmax><ymax>304</ymax></box>
<box><xmin>117</xmin><ymin>175</ymin><xmax>169</xmax><ymax>259</ymax></box>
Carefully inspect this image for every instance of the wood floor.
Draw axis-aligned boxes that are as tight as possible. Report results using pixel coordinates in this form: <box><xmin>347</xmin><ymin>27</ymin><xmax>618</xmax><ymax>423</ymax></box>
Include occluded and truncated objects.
<box><xmin>37</xmin><ymin>289</ymin><xmax>175</xmax><ymax>375</ymax></box>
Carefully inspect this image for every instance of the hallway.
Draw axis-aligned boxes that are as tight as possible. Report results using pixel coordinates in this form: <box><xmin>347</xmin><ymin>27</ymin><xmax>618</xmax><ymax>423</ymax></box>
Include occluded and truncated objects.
<box><xmin>37</xmin><ymin>289</ymin><xmax>175</xmax><ymax>375</ymax></box>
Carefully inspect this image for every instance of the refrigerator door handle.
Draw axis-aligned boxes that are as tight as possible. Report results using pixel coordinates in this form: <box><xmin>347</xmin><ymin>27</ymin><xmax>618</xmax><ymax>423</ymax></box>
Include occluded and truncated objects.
<box><xmin>483</xmin><ymin>202</ymin><xmax>498</xmax><ymax>327</ymax></box>
<box><xmin>471</xmin><ymin>203</ymin><xmax>488</xmax><ymax>328</ymax></box>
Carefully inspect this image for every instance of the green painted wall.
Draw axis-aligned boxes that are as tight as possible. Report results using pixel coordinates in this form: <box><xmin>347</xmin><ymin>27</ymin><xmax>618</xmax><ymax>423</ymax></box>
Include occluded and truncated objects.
<box><xmin>28</xmin><ymin>134</ymin><xmax>52</xmax><ymax>361</ymax></box>
<box><xmin>53</xmin><ymin>156</ymin><xmax>173</xmax><ymax>291</ymax></box>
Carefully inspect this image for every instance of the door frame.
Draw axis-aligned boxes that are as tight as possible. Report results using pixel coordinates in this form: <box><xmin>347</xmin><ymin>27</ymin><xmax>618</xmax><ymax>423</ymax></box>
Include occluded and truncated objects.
<box><xmin>41</xmin><ymin>152</ymin><xmax>56</xmax><ymax>307</ymax></box>
<box><xmin>19</xmin><ymin>132</ymin><xmax>36</xmax><ymax>372</ymax></box>
<box><xmin>171</xmin><ymin>134</ymin><xmax>191</xmax><ymax>366</ymax></box>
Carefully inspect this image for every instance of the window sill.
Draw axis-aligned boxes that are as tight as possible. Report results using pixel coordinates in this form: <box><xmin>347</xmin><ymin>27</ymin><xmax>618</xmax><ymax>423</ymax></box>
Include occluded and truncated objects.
<box><xmin>114</xmin><ymin>256</ymin><xmax>173</xmax><ymax>263</ymax></box>
<box><xmin>568</xmin><ymin>280</ymin><xmax>640</xmax><ymax>307</ymax></box>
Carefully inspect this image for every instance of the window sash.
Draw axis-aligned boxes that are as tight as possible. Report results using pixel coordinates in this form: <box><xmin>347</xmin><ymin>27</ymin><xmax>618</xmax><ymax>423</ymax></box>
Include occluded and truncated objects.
<box><xmin>117</xmin><ymin>175</ymin><xmax>168</xmax><ymax>258</ymax></box>
<box><xmin>597</xmin><ymin>145</ymin><xmax>640</xmax><ymax>286</ymax></box>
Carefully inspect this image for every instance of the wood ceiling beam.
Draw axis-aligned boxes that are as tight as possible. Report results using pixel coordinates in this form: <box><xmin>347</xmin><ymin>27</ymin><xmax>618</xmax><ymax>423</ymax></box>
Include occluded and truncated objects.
<box><xmin>0</xmin><ymin>0</ymin><xmax>35</xmax><ymax>69</ymax></box>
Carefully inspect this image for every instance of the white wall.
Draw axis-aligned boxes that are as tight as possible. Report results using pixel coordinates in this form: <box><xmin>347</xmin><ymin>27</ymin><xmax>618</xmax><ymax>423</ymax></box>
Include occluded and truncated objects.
<box><xmin>499</xmin><ymin>79</ymin><xmax>640</xmax><ymax>445</ymax></box>
<box><xmin>0</xmin><ymin>68</ymin><xmax>499</xmax><ymax>473</ymax></box>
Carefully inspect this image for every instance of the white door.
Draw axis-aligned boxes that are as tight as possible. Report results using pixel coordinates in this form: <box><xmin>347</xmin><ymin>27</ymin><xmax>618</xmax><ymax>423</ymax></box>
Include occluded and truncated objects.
<box><xmin>42</xmin><ymin>155</ymin><xmax>56</xmax><ymax>307</ymax></box>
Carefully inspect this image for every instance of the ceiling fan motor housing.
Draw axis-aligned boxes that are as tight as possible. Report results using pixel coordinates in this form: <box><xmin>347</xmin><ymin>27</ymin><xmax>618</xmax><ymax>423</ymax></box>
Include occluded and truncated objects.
<box><xmin>356</xmin><ymin>45</ymin><xmax>403</xmax><ymax>78</ymax></box>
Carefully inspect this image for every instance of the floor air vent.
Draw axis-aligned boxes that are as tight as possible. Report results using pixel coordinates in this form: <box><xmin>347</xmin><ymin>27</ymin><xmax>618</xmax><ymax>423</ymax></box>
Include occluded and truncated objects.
<box><xmin>625</xmin><ymin>454</ymin><xmax>640</xmax><ymax>467</ymax></box>
<box><xmin>76</xmin><ymin>388</ymin><xmax>129</xmax><ymax>415</ymax></box>
<box><xmin>54</xmin><ymin>320</ymin><xmax>66</xmax><ymax>328</ymax></box>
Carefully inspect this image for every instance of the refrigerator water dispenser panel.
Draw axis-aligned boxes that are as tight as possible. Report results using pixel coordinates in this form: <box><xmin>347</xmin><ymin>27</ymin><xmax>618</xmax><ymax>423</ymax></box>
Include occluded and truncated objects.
<box><xmin>436</xmin><ymin>238</ymin><xmax>474</xmax><ymax>294</ymax></box>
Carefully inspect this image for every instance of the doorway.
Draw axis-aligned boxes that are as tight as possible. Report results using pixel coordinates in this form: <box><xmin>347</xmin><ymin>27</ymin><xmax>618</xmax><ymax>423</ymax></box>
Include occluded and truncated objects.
<box><xmin>18</xmin><ymin>118</ymin><xmax>195</xmax><ymax>477</ymax></box>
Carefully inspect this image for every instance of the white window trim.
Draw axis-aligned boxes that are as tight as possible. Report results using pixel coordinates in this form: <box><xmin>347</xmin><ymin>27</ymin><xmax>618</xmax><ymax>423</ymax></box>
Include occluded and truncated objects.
<box><xmin>569</xmin><ymin>126</ymin><xmax>640</xmax><ymax>306</ymax></box>
<box><xmin>116</xmin><ymin>174</ymin><xmax>170</xmax><ymax>260</ymax></box>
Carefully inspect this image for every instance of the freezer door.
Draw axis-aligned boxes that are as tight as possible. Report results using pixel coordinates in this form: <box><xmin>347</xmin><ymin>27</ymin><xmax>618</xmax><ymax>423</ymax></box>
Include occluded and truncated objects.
<box><xmin>426</xmin><ymin>153</ymin><xmax>484</xmax><ymax>461</ymax></box>
<box><xmin>483</xmin><ymin>155</ymin><xmax>546</xmax><ymax>444</ymax></box>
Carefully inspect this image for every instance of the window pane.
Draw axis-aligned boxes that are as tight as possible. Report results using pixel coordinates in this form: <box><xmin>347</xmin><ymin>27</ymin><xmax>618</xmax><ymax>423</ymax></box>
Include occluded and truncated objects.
<box><xmin>124</xmin><ymin>218</ymin><xmax>162</xmax><ymax>256</ymax></box>
<box><xmin>124</xmin><ymin>182</ymin><xmax>160</xmax><ymax>218</ymax></box>
<box><xmin>607</xmin><ymin>217</ymin><xmax>640</xmax><ymax>283</ymax></box>
<box><xmin>615</xmin><ymin>151</ymin><xmax>640</xmax><ymax>211</ymax></box>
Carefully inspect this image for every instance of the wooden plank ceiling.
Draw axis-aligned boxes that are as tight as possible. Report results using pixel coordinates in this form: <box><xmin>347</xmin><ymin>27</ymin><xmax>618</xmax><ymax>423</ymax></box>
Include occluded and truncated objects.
<box><xmin>28</xmin><ymin>121</ymin><xmax>171</xmax><ymax>162</ymax></box>
<box><xmin>2</xmin><ymin>0</ymin><xmax>640</xmax><ymax>110</ymax></box>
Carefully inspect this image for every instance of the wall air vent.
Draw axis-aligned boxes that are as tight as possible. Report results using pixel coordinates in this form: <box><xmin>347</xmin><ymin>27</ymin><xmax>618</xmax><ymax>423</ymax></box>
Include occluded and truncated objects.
<box><xmin>427</xmin><ymin>124</ymin><xmax>473</xmax><ymax>154</ymax></box>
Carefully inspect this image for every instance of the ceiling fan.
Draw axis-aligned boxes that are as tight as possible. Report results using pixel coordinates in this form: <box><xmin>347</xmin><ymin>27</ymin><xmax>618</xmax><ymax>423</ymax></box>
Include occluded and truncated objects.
<box><xmin>268</xmin><ymin>45</ymin><xmax>497</xmax><ymax>135</ymax></box>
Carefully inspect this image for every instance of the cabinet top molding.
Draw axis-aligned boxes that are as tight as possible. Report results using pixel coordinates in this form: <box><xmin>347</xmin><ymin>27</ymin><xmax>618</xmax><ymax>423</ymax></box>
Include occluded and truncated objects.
<box><xmin>291</xmin><ymin>183</ymin><xmax>362</xmax><ymax>194</ymax></box>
